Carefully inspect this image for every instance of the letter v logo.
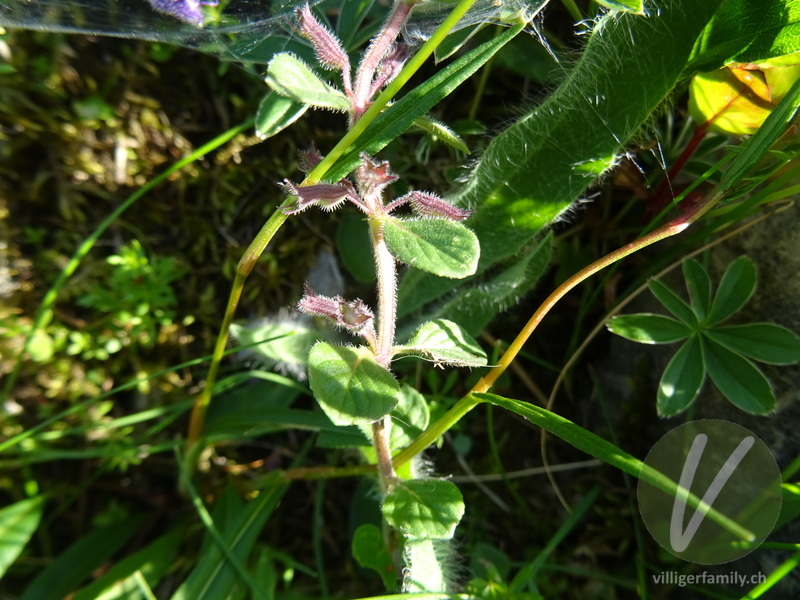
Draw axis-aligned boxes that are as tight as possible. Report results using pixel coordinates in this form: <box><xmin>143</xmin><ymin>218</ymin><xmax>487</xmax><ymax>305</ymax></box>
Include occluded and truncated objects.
<box><xmin>669</xmin><ymin>433</ymin><xmax>754</xmax><ymax>552</ymax></box>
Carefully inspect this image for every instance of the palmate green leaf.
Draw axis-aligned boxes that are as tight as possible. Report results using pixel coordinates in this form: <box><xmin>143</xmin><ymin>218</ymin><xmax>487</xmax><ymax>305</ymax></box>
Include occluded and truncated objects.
<box><xmin>686</xmin><ymin>0</ymin><xmax>800</xmax><ymax>73</ymax></box>
<box><xmin>706</xmin><ymin>323</ymin><xmax>800</xmax><ymax>365</ymax></box>
<box><xmin>72</xmin><ymin>525</ymin><xmax>186</xmax><ymax>600</ymax></box>
<box><xmin>21</xmin><ymin>515</ymin><xmax>146</xmax><ymax>600</ymax></box>
<box><xmin>255</xmin><ymin>92</ymin><xmax>308</xmax><ymax>140</ymax></box>
<box><xmin>0</xmin><ymin>495</ymin><xmax>44</xmax><ymax>578</ymax></box>
<box><xmin>383</xmin><ymin>217</ymin><xmax>479</xmax><ymax>279</ymax></box>
<box><xmin>657</xmin><ymin>335</ymin><xmax>706</xmax><ymax>416</ymax></box>
<box><xmin>382</xmin><ymin>480</ymin><xmax>465</xmax><ymax>540</ymax></box>
<box><xmin>594</xmin><ymin>0</ymin><xmax>645</xmax><ymax>14</ymax></box>
<box><xmin>308</xmin><ymin>342</ymin><xmax>400</xmax><ymax>426</ymax></box>
<box><xmin>397</xmin><ymin>319</ymin><xmax>487</xmax><ymax>367</ymax></box>
<box><xmin>702</xmin><ymin>337</ymin><xmax>776</xmax><ymax>414</ymax></box>
<box><xmin>265</xmin><ymin>53</ymin><xmax>349</xmax><ymax>111</ymax></box>
<box><xmin>607</xmin><ymin>313</ymin><xmax>692</xmax><ymax>344</ymax></box>
<box><xmin>324</xmin><ymin>21</ymin><xmax>526</xmax><ymax>182</ymax></box>
<box><xmin>707</xmin><ymin>256</ymin><xmax>757</xmax><ymax>326</ymax></box>
<box><xmin>682</xmin><ymin>258</ymin><xmax>713</xmax><ymax>320</ymax></box>
<box><xmin>648</xmin><ymin>279</ymin><xmax>698</xmax><ymax>325</ymax></box>
<box><xmin>352</xmin><ymin>524</ymin><xmax>397</xmax><ymax>590</ymax></box>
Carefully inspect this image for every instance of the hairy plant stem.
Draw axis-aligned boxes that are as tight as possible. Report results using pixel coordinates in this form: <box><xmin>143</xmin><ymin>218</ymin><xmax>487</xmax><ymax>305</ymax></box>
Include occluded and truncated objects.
<box><xmin>368</xmin><ymin>215</ymin><xmax>399</xmax><ymax>483</ymax></box>
<box><xmin>353</xmin><ymin>0</ymin><xmax>416</xmax><ymax>120</ymax></box>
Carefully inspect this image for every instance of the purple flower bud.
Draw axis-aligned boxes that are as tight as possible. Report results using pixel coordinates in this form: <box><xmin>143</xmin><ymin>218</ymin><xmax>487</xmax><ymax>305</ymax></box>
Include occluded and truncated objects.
<box><xmin>280</xmin><ymin>180</ymin><xmax>357</xmax><ymax>215</ymax></box>
<box><xmin>298</xmin><ymin>145</ymin><xmax>324</xmax><ymax>173</ymax></box>
<box><xmin>356</xmin><ymin>154</ymin><xmax>398</xmax><ymax>200</ymax></box>
<box><xmin>369</xmin><ymin>43</ymin><xmax>408</xmax><ymax>97</ymax></box>
<box><xmin>297</xmin><ymin>3</ymin><xmax>350</xmax><ymax>74</ymax></box>
<box><xmin>404</xmin><ymin>191</ymin><xmax>473</xmax><ymax>222</ymax></box>
<box><xmin>147</xmin><ymin>0</ymin><xmax>209</xmax><ymax>26</ymax></box>
<box><xmin>297</xmin><ymin>285</ymin><xmax>376</xmax><ymax>340</ymax></box>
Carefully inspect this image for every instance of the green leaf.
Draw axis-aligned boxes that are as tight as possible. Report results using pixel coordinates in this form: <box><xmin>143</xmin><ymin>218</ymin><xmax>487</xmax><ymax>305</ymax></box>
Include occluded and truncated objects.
<box><xmin>397</xmin><ymin>319</ymin><xmax>487</xmax><ymax>367</ymax></box>
<box><xmin>265</xmin><ymin>53</ymin><xmax>349</xmax><ymax>111</ymax></box>
<box><xmin>706</xmin><ymin>323</ymin><xmax>800</xmax><ymax>365</ymax></box>
<box><xmin>72</xmin><ymin>525</ymin><xmax>186</xmax><ymax>600</ymax></box>
<box><xmin>707</xmin><ymin>256</ymin><xmax>757</xmax><ymax>325</ymax></box>
<box><xmin>594</xmin><ymin>0</ymin><xmax>645</xmax><ymax>14</ymax></box>
<box><xmin>414</xmin><ymin>114</ymin><xmax>469</xmax><ymax>153</ymax></box>
<box><xmin>476</xmin><ymin>392</ymin><xmax>756</xmax><ymax>541</ymax></box>
<box><xmin>776</xmin><ymin>483</ymin><xmax>800</xmax><ymax>531</ymax></box>
<box><xmin>607</xmin><ymin>313</ymin><xmax>692</xmax><ymax>344</ymax></box>
<box><xmin>352</xmin><ymin>524</ymin><xmax>397</xmax><ymax>590</ymax></box>
<box><xmin>682</xmin><ymin>258</ymin><xmax>713</xmax><ymax>320</ymax></box>
<box><xmin>21</xmin><ymin>515</ymin><xmax>146</xmax><ymax>600</ymax></box>
<box><xmin>308</xmin><ymin>342</ymin><xmax>400</xmax><ymax>426</ymax></box>
<box><xmin>703</xmin><ymin>337</ymin><xmax>776</xmax><ymax>414</ymax></box>
<box><xmin>399</xmin><ymin>233</ymin><xmax>552</xmax><ymax>334</ymax></box>
<box><xmin>382</xmin><ymin>479</ymin><xmax>465</xmax><ymax>540</ymax></box>
<box><xmin>657</xmin><ymin>336</ymin><xmax>706</xmax><ymax>416</ymax></box>
<box><xmin>686</xmin><ymin>0</ymin><xmax>800</xmax><ymax>72</ymax></box>
<box><xmin>383</xmin><ymin>217</ymin><xmax>479</xmax><ymax>279</ymax></box>
<box><xmin>336</xmin><ymin>213</ymin><xmax>376</xmax><ymax>283</ymax></box>
<box><xmin>0</xmin><ymin>496</ymin><xmax>45</xmax><ymax>579</ymax></box>
<box><xmin>255</xmin><ymin>92</ymin><xmax>308</xmax><ymax>140</ymax></box>
<box><xmin>170</xmin><ymin>475</ymin><xmax>287</xmax><ymax>600</ymax></box>
<box><xmin>648</xmin><ymin>279</ymin><xmax>697</xmax><ymax>325</ymax></box>
<box><xmin>356</xmin><ymin>384</ymin><xmax>430</xmax><ymax>450</ymax></box>
<box><xmin>230</xmin><ymin>320</ymin><xmax>324</xmax><ymax>372</ymax></box>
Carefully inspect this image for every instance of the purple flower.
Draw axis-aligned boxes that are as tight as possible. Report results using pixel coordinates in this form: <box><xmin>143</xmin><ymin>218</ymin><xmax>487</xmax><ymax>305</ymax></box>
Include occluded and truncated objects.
<box><xmin>146</xmin><ymin>0</ymin><xmax>215</xmax><ymax>27</ymax></box>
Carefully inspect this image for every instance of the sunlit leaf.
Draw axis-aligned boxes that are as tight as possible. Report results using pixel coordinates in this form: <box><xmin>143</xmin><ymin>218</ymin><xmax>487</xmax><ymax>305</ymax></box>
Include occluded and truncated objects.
<box><xmin>0</xmin><ymin>496</ymin><xmax>45</xmax><ymax>579</ymax></box>
<box><xmin>308</xmin><ymin>342</ymin><xmax>400</xmax><ymax>426</ymax></box>
<box><xmin>593</xmin><ymin>0</ymin><xmax>645</xmax><ymax>14</ymax></box>
<box><xmin>607</xmin><ymin>314</ymin><xmax>692</xmax><ymax>344</ymax></box>
<box><xmin>265</xmin><ymin>53</ymin><xmax>349</xmax><ymax>110</ymax></box>
<box><xmin>657</xmin><ymin>336</ymin><xmax>706</xmax><ymax>416</ymax></box>
<box><xmin>382</xmin><ymin>479</ymin><xmax>465</xmax><ymax>540</ymax></box>
<box><xmin>383</xmin><ymin>217</ymin><xmax>479</xmax><ymax>279</ymax></box>
<box><xmin>397</xmin><ymin>319</ymin><xmax>487</xmax><ymax>367</ymax></box>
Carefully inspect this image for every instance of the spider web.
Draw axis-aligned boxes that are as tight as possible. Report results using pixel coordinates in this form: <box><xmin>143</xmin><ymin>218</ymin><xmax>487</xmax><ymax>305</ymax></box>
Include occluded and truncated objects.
<box><xmin>0</xmin><ymin>0</ymin><xmax>533</xmax><ymax>63</ymax></box>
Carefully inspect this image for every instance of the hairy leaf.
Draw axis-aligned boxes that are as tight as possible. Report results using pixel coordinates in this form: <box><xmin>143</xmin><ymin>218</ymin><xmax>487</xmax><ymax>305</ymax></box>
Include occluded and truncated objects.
<box><xmin>382</xmin><ymin>479</ymin><xmax>465</xmax><ymax>540</ymax></box>
<box><xmin>265</xmin><ymin>53</ymin><xmax>349</xmax><ymax>110</ymax></box>
<box><xmin>397</xmin><ymin>319</ymin><xmax>487</xmax><ymax>367</ymax></box>
<box><xmin>255</xmin><ymin>92</ymin><xmax>308</xmax><ymax>140</ymax></box>
<box><xmin>308</xmin><ymin>342</ymin><xmax>400</xmax><ymax>426</ymax></box>
<box><xmin>383</xmin><ymin>217</ymin><xmax>479</xmax><ymax>279</ymax></box>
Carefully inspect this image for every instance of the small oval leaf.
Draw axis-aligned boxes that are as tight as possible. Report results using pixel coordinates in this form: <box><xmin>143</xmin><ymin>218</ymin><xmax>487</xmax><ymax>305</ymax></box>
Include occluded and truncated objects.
<box><xmin>397</xmin><ymin>319</ymin><xmax>487</xmax><ymax>366</ymax></box>
<box><xmin>383</xmin><ymin>217</ymin><xmax>479</xmax><ymax>279</ymax></box>
<box><xmin>265</xmin><ymin>53</ymin><xmax>349</xmax><ymax>111</ymax></box>
<box><xmin>255</xmin><ymin>92</ymin><xmax>309</xmax><ymax>140</ymax></box>
<box><xmin>382</xmin><ymin>479</ymin><xmax>465</xmax><ymax>540</ymax></box>
<box><xmin>308</xmin><ymin>342</ymin><xmax>400</xmax><ymax>426</ymax></box>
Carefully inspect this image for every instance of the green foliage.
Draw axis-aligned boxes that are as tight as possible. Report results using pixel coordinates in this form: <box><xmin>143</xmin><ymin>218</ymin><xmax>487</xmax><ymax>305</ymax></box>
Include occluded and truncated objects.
<box><xmin>608</xmin><ymin>257</ymin><xmax>800</xmax><ymax>415</ymax></box>
<box><xmin>308</xmin><ymin>342</ymin><xmax>401</xmax><ymax>426</ymax></box>
<box><xmin>0</xmin><ymin>497</ymin><xmax>44</xmax><ymax>579</ymax></box>
<box><xmin>265</xmin><ymin>53</ymin><xmax>350</xmax><ymax>111</ymax></box>
<box><xmin>352</xmin><ymin>524</ymin><xmax>397</xmax><ymax>590</ymax></box>
<box><xmin>396</xmin><ymin>319</ymin><xmax>487</xmax><ymax>367</ymax></box>
<box><xmin>382</xmin><ymin>479</ymin><xmax>465</xmax><ymax>540</ymax></box>
<box><xmin>383</xmin><ymin>216</ymin><xmax>480</xmax><ymax>278</ymax></box>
